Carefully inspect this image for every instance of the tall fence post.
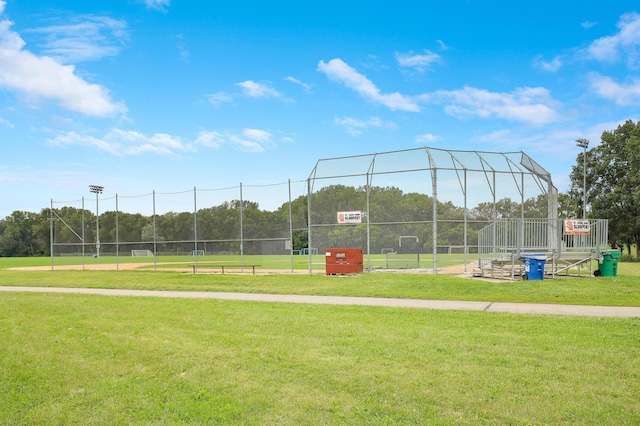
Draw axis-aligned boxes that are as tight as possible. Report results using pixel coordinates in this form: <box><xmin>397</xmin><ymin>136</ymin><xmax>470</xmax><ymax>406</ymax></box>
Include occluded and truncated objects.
<box><xmin>50</xmin><ymin>199</ymin><xmax>54</xmax><ymax>271</ymax></box>
<box><xmin>307</xmin><ymin>178</ymin><xmax>313</xmax><ymax>274</ymax></box>
<box><xmin>81</xmin><ymin>197</ymin><xmax>85</xmax><ymax>270</ymax></box>
<box><xmin>194</xmin><ymin>186</ymin><xmax>198</xmax><ymax>270</ymax></box>
<box><xmin>153</xmin><ymin>190</ymin><xmax>157</xmax><ymax>270</ymax></box>
<box><xmin>239</xmin><ymin>182</ymin><xmax>244</xmax><ymax>269</ymax></box>
<box><xmin>116</xmin><ymin>194</ymin><xmax>119</xmax><ymax>271</ymax></box>
<box><xmin>288</xmin><ymin>179</ymin><xmax>294</xmax><ymax>272</ymax></box>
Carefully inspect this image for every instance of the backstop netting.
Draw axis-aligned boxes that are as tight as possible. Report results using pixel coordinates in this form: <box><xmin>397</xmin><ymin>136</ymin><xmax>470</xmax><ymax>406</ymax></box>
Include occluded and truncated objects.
<box><xmin>307</xmin><ymin>147</ymin><xmax>557</xmax><ymax>272</ymax></box>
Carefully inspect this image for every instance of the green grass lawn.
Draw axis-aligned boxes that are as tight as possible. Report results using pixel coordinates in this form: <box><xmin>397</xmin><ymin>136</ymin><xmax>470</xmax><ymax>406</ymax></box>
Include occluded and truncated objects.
<box><xmin>1</xmin><ymin>256</ymin><xmax>639</xmax><ymax>307</ymax></box>
<box><xmin>5</xmin><ymin>252</ymin><xmax>480</xmax><ymax>270</ymax></box>
<box><xmin>1</xmin><ymin>257</ymin><xmax>640</xmax><ymax>424</ymax></box>
<box><xmin>1</xmin><ymin>293</ymin><xmax>639</xmax><ymax>425</ymax></box>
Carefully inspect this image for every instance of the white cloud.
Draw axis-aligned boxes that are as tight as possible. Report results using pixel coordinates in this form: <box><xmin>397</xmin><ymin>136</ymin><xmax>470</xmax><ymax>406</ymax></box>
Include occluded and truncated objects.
<box><xmin>318</xmin><ymin>59</ymin><xmax>559</xmax><ymax>124</ymax></box>
<box><xmin>174</xmin><ymin>34</ymin><xmax>189</xmax><ymax>62</ymax></box>
<box><xmin>436</xmin><ymin>40</ymin><xmax>449</xmax><ymax>50</ymax></box>
<box><xmin>48</xmin><ymin>129</ymin><xmax>190</xmax><ymax>156</ymax></box>
<box><xmin>534</xmin><ymin>55</ymin><xmax>563</xmax><ymax>72</ymax></box>
<box><xmin>195</xmin><ymin>128</ymin><xmax>275</xmax><ymax>153</ymax></box>
<box><xmin>477</xmin><ymin>129</ymin><xmax>515</xmax><ymax>145</ymax></box>
<box><xmin>144</xmin><ymin>0</ymin><xmax>171</xmax><ymax>12</ymax></box>
<box><xmin>236</xmin><ymin>80</ymin><xmax>282</xmax><ymax>99</ymax></box>
<box><xmin>110</xmin><ymin>129</ymin><xmax>185</xmax><ymax>154</ymax></box>
<box><xmin>318</xmin><ymin>58</ymin><xmax>420</xmax><ymax>112</ymax></box>
<box><xmin>208</xmin><ymin>80</ymin><xmax>290</xmax><ymax>106</ymax></box>
<box><xmin>194</xmin><ymin>131</ymin><xmax>224</xmax><ymax>148</ymax></box>
<box><xmin>588</xmin><ymin>73</ymin><xmax>640</xmax><ymax>106</ymax></box>
<box><xmin>475</xmin><ymin>128</ymin><xmax>592</xmax><ymax>164</ymax></box>
<box><xmin>27</xmin><ymin>16</ymin><xmax>128</xmax><ymax>63</ymax></box>
<box><xmin>415</xmin><ymin>133</ymin><xmax>439</xmax><ymax>144</ymax></box>
<box><xmin>474</xmin><ymin>118</ymin><xmax>640</xmax><ymax>158</ymax></box>
<box><xmin>242</xmin><ymin>128</ymin><xmax>271</xmax><ymax>143</ymax></box>
<box><xmin>395</xmin><ymin>49</ymin><xmax>442</xmax><ymax>72</ymax></box>
<box><xmin>284</xmin><ymin>76</ymin><xmax>312</xmax><ymax>92</ymax></box>
<box><xmin>0</xmin><ymin>13</ymin><xmax>125</xmax><ymax>117</ymax></box>
<box><xmin>475</xmin><ymin>128</ymin><xmax>584</xmax><ymax>159</ymax></box>
<box><xmin>229</xmin><ymin>128</ymin><xmax>273</xmax><ymax>153</ymax></box>
<box><xmin>432</xmin><ymin>86</ymin><xmax>560</xmax><ymax>125</ymax></box>
<box><xmin>47</xmin><ymin>131</ymin><xmax>120</xmax><ymax>155</ymax></box>
<box><xmin>206</xmin><ymin>91</ymin><xmax>235</xmax><ymax>106</ymax></box>
<box><xmin>0</xmin><ymin>116</ymin><xmax>13</xmax><ymax>127</ymax></box>
<box><xmin>587</xmin><ymin>12</ymin><xmax>640</xmax><ymax>68</ymax></box>
<box><xmin>334</xmin><ymin>116</ymin><xmax>395</xmax><ymax>135</ymax></box>
<box><xmin>228</xmin><ymin>137</ymin><xmax>265</xmax><ymax>153</ymax></box>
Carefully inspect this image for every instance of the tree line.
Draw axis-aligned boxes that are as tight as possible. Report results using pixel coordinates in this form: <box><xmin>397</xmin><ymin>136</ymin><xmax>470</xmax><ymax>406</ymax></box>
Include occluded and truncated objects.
<box><xmin>2</xmin><ymin>119</ymin><xmax>637</xmax><ymax>257</ymax></box>
<box><xmin>568</xmin><ymin>119</ymin><xmax>640</xmax><ymax>256</ymax></box>
<box><xmin>0</xmin><ymin>188</ymin><xmax>547</xmax><ymax>257</ymax></box>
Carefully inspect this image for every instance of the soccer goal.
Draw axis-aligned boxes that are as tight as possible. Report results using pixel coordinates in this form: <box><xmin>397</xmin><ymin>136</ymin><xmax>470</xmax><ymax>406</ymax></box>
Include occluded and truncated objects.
<box><xmin>437</xmin><ymin>245</ymin><xmax>468</xmax><ymax>255</ymax></box>
<box><xmin>190</xmin><ymin>249</ymin><xmax>205</xmax><ymax>257</ymax></box>
<box><xmin>131</xmin><ymin>249</ymin><xmax>154</xmax><ymax>257</ymax></box>
<box><xmin>385</xmin><ymin>252</ymin><xmax>420</xmax><ymax>269</ymax></box>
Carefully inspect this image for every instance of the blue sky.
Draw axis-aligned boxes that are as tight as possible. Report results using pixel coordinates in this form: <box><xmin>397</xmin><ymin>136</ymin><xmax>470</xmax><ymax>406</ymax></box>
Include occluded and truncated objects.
<box><xmin>0</xmin><ymin>0</ymin><xmax>639</xmax><ymax>217</ymax></box>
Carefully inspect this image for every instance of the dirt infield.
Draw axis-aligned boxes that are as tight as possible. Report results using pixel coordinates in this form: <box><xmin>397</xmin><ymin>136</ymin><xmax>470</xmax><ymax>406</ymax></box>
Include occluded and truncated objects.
<box><xmin>9</xmin><ymin>263</ymin><xmax>323</xmax><ymax>274</ymax></box>
<box><xmin>10</xmin><ymin>263</ymin><xmax>156</xmax><ymax>271</ymax></box>
<box><xmin>9</xmin><ymin>262</ymin><xmax>471</xmax><ymax>275</ymax></box>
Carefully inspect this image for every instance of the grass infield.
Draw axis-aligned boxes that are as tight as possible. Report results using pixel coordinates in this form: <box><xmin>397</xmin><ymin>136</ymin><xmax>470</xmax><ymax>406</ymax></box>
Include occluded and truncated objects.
<box><xmin>1</xmin><ymin>257</ymin><xmax>639</xmax><ymax>424</ymax></box>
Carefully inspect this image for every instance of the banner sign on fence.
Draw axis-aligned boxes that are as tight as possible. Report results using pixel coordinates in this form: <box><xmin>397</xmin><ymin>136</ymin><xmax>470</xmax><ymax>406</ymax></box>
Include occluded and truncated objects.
<box><xmin>337</xmin><ymin>211</ymin><xmax>363</xmax><ymax>224</ymax></box>
<box><xmin>564</xmin><ymin>219</ymin><xmax>591</xmax><ymax>235</ymax></box>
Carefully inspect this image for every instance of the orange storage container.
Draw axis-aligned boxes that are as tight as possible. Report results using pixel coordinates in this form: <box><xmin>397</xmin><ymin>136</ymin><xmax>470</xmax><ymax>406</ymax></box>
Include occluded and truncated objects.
<box><xmin>325</xmin><ymin>248</ymin><xmax>364</xmax><ymax>275</ymax></box>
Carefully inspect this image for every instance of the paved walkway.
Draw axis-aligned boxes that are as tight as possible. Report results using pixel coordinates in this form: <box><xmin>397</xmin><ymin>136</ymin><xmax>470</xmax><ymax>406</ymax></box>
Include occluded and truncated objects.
<box><xmin>2</xmin><ymin>286</ymin><xmax>640</xmax><ymax>318</ymax></box>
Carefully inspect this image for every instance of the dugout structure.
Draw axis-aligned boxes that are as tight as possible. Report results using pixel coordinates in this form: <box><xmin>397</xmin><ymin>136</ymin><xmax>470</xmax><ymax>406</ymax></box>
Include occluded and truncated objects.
<box><xmin>306</xmin><ymin>146</ymin><xmax>558</xmax><ymax>273</ymax></box>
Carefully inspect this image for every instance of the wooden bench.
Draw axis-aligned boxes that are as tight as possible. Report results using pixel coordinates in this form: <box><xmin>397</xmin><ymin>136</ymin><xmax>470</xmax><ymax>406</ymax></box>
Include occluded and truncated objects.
<box><xmin>189</xmin><ymin>264</ymin><xmax>259</xmax><ymax>275</ymax></box>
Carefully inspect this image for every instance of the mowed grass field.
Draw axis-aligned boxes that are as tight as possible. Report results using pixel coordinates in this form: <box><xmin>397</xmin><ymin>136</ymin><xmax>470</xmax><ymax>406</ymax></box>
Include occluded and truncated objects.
<box><xmin>1</xmin><ymin>256</ymin><xmax>639</xmax><ymax>424</ymax></box>
<box><xmin>3</xmin><ymin>252</ymin><xmax>472</xmax><ymax>271</ymax></box>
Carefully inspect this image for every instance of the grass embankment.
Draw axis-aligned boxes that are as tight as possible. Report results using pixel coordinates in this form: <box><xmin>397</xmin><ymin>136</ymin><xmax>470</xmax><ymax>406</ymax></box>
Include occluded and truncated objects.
<box><xmin>1</xmin><ymin>294</ymin><xmax>639</xmax><ymax>425</ymax></box>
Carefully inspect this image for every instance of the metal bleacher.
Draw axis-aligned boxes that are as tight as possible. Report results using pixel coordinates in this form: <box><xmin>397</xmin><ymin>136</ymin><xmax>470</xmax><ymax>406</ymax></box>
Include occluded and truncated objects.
<box><xmin>476</xmin><ymin>218</ymin><xmax>608</xmax><ymax>280</ymax></box>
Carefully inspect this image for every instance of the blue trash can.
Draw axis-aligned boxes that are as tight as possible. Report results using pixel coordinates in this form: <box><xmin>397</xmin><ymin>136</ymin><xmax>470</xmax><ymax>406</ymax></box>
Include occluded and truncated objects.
<box><xmin>520</xmin><ymin>254</ymin><xmax>547</xmax><ymax>280</ymax></box>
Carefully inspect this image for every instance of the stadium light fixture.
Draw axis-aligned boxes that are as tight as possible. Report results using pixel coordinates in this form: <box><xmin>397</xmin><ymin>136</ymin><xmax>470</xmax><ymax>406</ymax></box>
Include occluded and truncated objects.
<box><xmin>575</xmin><ymin>139</ymin><xmax>588</xmax><ymax>219</ymax></box>
<box><xmin>89</xmin><ymin>185</ymin><xmax>104</xmax><ymax>257</ymax></box>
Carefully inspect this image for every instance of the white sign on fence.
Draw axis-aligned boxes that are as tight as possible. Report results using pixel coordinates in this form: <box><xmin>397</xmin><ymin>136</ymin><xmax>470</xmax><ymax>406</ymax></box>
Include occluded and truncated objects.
<box><xmin>337</xmin><ymin>211</ymin><xmax>363</xmax><ymax>224</ymax></box>
<box><xmin>564</xmin><ymin>219</ymin><xmax>591</xmax><ymax>235</ymax></box>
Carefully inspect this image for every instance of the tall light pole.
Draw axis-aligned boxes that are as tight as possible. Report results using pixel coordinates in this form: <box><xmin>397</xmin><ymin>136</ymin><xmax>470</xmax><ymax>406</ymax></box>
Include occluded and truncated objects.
<box><xmin>89</xmin><ymin>185</ymin><xmax>104</xmax><ymax>257</ymax></box>
<box><xmin>575</xmin><ymin>139</ymin><xmax>589</xmax><ymax>219</ymax></box>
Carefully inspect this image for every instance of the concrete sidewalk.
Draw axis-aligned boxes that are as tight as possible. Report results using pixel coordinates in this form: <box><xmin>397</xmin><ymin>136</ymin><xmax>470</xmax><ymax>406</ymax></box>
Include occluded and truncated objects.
<box><xmin>2</xmin><ymin>286</ymin><xmax>639</xmax><ymax>318</ymax></box>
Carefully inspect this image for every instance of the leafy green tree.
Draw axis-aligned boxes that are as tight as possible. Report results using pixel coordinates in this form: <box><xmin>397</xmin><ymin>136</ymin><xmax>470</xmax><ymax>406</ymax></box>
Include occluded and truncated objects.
<box><xmin>116</xmin><ymin>212</ymin><xmax>151</xmax><ymax>244</ymax></box>
<box><xmin>0</xmin><ymin>211</ymin><xmax>46</xmax><ymax>256</ymax></box>
<box><xmin>141</xmin><ymin>222</ymin><xmax>163</xmax><ymax>242</ymax></box>
<box><xmin>557</xmin><ymin>193</ymin><xmax>579</xmax><ymax>219</ymax></box>
<box><xmin>569</xmin><ymin>120</ymin><xmax>640</xmax><ymax>255</ymax></box>
<box><xmin>522</xmin><ymin>194</ymin><xmax>550</xmax><ymax>218</ymax></box>
<box><xmin>309</xmin><ymin>185</ymin><xmax>366</xmax><ymax>224</ymax></box>
<box><xmin>291</xmin><ymin>230</ymin><xmax>308</xmax><ymax>251</ymax></box>
<box><xmin>469</xmin><ymin>198</ymin><xmax>520</xmax><ymax>221</ymax></box>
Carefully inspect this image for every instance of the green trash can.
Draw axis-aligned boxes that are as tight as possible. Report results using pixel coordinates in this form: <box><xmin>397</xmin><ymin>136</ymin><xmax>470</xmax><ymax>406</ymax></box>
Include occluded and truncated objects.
<box><xmin>596</xmin><ymin>250</ymin><xmax>621</xmax><ymax>277</ymax></box>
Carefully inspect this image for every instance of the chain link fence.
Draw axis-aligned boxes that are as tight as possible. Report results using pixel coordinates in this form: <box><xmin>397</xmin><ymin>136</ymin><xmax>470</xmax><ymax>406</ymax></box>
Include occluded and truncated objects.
<box><xmin>51</xmin><ymin>147</ymin><xmax>558</xmax><ymax>273</ymax></box>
